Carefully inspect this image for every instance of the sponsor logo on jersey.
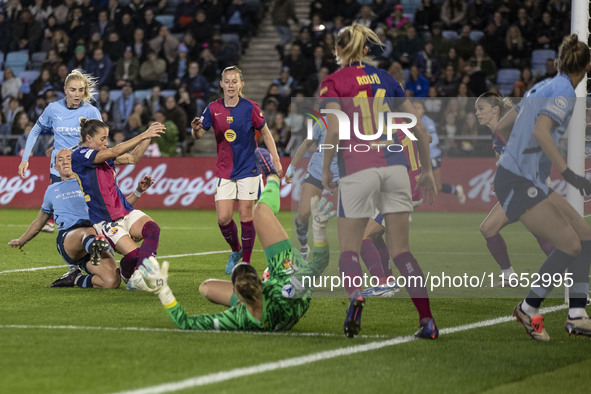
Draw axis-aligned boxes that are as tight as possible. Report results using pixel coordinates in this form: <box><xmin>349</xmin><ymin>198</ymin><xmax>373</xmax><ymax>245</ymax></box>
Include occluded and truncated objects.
<box><xmin>224</xmin><ymin>129</ymin><xmax>236</xmax><ymax>142</ymax></box>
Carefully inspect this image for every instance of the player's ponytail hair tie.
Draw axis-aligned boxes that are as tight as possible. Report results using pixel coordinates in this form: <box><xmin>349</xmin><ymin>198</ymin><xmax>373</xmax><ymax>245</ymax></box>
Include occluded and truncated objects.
<box><xmin>78</xmin><ymin>117</ymin><xmax>109</xmax><ymax>145</ymax></box>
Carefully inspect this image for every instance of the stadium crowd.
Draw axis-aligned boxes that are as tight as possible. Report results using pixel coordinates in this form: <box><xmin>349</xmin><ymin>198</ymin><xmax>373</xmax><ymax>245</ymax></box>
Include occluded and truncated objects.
<box><xmin>0</xmin><ymin>0</ymin><xmax>577</xmax><ymax>159</ymax></box>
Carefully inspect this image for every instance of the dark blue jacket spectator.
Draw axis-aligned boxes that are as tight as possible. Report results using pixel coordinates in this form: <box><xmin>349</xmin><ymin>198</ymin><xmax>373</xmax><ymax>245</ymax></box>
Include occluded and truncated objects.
<box><xmin>87</xmin><ymin>48</ymin><xmax>114</xmax><ymax>88</ymax></box>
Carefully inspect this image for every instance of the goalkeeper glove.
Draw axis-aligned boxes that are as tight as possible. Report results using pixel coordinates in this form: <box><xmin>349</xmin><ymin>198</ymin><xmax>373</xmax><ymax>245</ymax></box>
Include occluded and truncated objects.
<box><xmin>310</xmin><ymin>195</ymin><xmax>336</xmax><ymax>243</ymax></box>
<box><xmin>561</xmin><ymin>167</ymin><xmax>591</xmax><ymax>196</ymax></box>
<box><xmin>286</xmin><ymin>164</ymin><xmax>295</xmax><ymax>178</ymax></box>
<box><xmin>139</xmin><ymin>257</ymin><xmax>176</xmax><ymax>307</ymax></box>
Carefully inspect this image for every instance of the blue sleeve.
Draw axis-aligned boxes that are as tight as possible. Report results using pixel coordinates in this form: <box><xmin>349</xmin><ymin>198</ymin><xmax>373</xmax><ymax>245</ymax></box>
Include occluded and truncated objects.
<box><xmin>201</xmin><ymin>104</ymin><xmax>213</xmax><ymax>129</ymax></box>
<box><xmin>425</xmin><ymin>117</ymin><xmax>438</xmax><ymax>146</ymax></box>
<box><xmin>40</xmin><ymin>188</ymin><xmax>53</xmax><ymax>215</ymax></box>
<box><xmin>22</xmin><ymin>109</ymin><xmax>52</xmax><ymax>162</ymax></box>
<box><xmin>539</xmin><ymin>95</ymin><xmax>574</xmax><ymax>128</ymax></box>
<box><xmin>88</xmin><ymin>105</ymin><xmax>102</xmax><ymax>120</ymax></box>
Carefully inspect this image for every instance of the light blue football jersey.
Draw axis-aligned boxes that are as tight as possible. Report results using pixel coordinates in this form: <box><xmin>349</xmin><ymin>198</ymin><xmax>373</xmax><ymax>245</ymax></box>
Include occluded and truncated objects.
<box><xmin>307</xmin><ymin>119</ymin><xmax>339</xmax><ymax>182</ymax></box>
<box><xmin>498</xmin><ymin>73</ymin><xmax>576</xmax><ymax>192</ymax></box>
<box><xmin>423</xmin><ymin>114</ymin><xmax>440</xmax><ymax>159</ymax></box>
<box><xmin>41</xmin><ymin>178</ymin><xmax>90</xmax><ymax>232</ymax></box>
<box><xmin>22</xmin><ymin>99</ymin><xmax>101</xmax><ymax>177</ymax></box>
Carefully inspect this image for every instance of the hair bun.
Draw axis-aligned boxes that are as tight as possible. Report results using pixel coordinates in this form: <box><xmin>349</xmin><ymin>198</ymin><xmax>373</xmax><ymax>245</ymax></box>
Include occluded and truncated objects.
<box><xmin>79</xmin><ymin>116</ymin><xmax>87</xmax><ymax>127</ymax></box>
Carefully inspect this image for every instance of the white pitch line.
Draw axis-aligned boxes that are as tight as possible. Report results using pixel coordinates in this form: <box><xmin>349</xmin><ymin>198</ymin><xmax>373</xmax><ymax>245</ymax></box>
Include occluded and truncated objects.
<box><xmin>114</xmin><ymin>304</ymin><xmax>568</xmax><ymax>394</ymax></box>
<box><xmin>0</xmin><ymin>324</ymin><xmax>389</xmax><ymax>339</ymax></box>
<box><xmin>0</xmin><ymin>265</ymin><xmax>69</xmax><ymax>274</ymax></box>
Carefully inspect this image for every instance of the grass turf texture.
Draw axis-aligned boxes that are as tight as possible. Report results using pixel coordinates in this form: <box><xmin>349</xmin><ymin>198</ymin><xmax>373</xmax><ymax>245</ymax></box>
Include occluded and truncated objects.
<box><xmin>1</xmin><ymin>209</ymin><xmax>590</xmax><ymax>393</ymax></box>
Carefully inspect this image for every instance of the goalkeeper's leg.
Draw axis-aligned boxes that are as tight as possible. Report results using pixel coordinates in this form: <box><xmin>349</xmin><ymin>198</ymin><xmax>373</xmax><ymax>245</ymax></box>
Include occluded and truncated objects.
<box><xmin>254</xmin><ymin>174</ymin><xmax>289</xmax><ymax>249</ymax></box>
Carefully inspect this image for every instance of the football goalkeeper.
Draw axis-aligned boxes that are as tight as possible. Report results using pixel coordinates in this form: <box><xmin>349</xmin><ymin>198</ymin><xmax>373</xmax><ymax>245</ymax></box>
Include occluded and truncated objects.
<box><xmin>141</xmin><ymin>163</ymin><xmax>335</xmax><ymax>331</ymax></box>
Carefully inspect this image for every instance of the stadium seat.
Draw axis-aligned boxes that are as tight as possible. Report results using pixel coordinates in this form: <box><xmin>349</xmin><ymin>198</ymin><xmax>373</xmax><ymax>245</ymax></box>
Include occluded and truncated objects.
<box><xmin>441</xmin><ymin>30</ymin><xmax>458</xmax><ymax>42</ymax></box>
<box><xmin>18</xmin><ymin>70</ymin><xmax>40</xmax><ymax>83</ymax></box>
<box><xmin>134</xmin><ymin>89</ymin><xmax>151</xmax><ymax>103</ymax></box>
<box><xmin>161</xmin><ymin>90</ymin><xmax>177</xmax><ymax>98</ymax></box>
<box><xmin>400</xmin><ymin>0</ymin><xmax>420</xmax><ymax>15</ymax></box>
<box><xmin>30</xmin><ymin>51</ymin><xmax>47</xmax><ymax>70</ymax></box>
<box><xmin>497</xmin><ymin>68</ymin><xmax>521</xmax><ymax>97</ymax></box>
<box><xmin>163</xmin><ymin>0</ymin><xmax>181</xmax><ymax>15</ymax></box>
<box><xmin>5</xmin><ymin>50</ymin><xmax>29</xmax><ymax>71</ymax></box>
<box><xmin>469</xmin><ymin>30</ymin><xmax>484</xmax><ymax>43</ymax></box>
<box><xmin>8</xmin><ymin>66</ymin><xmax>26</xmax><ymax>76</ymax></box>
<box><xmin>155</xmin><ymin>15</ymin><xmax>174</xmax><ymax>30</ymax></box>
<box><xmin>531</xmin><ymin>49</ymin><xmax>556</xmax><ymax>77</ymax></box>
<box><xmin>109</xmin><ymin>89</ymin><xmax>122</xmax><ymax>102</ymax></box>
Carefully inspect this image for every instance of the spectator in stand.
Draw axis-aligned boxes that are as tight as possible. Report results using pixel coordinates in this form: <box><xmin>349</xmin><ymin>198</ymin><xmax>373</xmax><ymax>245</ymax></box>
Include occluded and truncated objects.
<box><xmin>210</xmin><ymin>34</ymin><xmax>238</xmax><ymax>70</ymax></box>
<box><xmin>272</xmin><ymin>0</ymin><xmax>298</xmax><ymax>60</ymax></box>
<box><xmin>519</xmin><ymin>67</ymin><xmax>535</xmax><ymax>91</ymax></box>
<box><xmin>149</xmin><ymin>26</ymin><xmax>180</xmax><ymax>65</ymax></box>
<box><xmin>112</xmin><ymin>81</ymin><xmax>136</xmax><ymax>130</ymax></box>
<box><xmin>540</xmin><ymin>58</ymin><xmax>557</xmax><ymax>81</ymax></box>
<box><xmin>405</xmin><ymin>65</ymin><xmax>430</xmax><ymax>98</ymax></box>
<box><xmin>107</xmin><ymin>0</ymin><xmax>125</xmax><ymax>24</ymax></box>
<box><xmin>128</xmin><ymin>0</ymin><xmax>147</xmax><ymax>22</ymax></box>
<box><xmin>469</xmin><ymin>44</ymin><xmax>497</xmax><ymax>86</ymax></box>
<box><xmin>388</xmin><ymin>61</ymin><xmax>406</xmax><ymax>86</ymax></box>
<box><xmin>90</xmin><ymin>9</ymin><xmax>115</xmax><ymax>41</ymax></box>
<box><xmin>308</xmin><ymin>13</ymin><xmax>326</xmax><ymax>41</ymax></box>
<box><xmin>68</xmin><ymin>45</ymin><xmax>88</xmax><ymax>72</ymax></box>
<box><xmin>201</xmin><ymin>0</ymin><xmax>224</xmax><ymax>26</ymax></box>
<box><xmin>309</xmin><ymin>0</ymin><xmax>334</xmax><ymax>23</ymax></box>
<box><xmin>104</xmin><ymin>32</ymin><xmax>126</xmax><ymax>64</ymax></box>
<box><xmin>41</xmin><ymin>50</ymin><xmax>63</xmax><ymax>77</ymax></box>
<box><xmin>436</xmin><ymin>64</ymin><xmax>461</xmax><ymax>97</ymax></box>
<box><xmin>15</xmin><ymin>122</ymin><xmax>49</xmax><ymax>157</ymax></box>
<box><xmin>174</xmin><ymin>0</ymin><xmax>198</xmax><ymax>31</ymax></box>
<box><xmin>133</xmin><ymin>102</ymin><xmax>150</xmax><ymax>126</ymax></box>
<box><xmin>138</xmin><ymin>7</ymin><xmax>162</xmax><ymax>41</ymax></box>
<box><xmin>429</xmin><ymin>22</ymin><xmax>451</xmax><ymax>62</ymax></box>
<box><xmin>515</xmin><ymin>7</ymin><xmax>535</xmax><ymax>44</ymax></box>
<box><xmin>282</xmin><ymin>43</ymin><xmax>313</xmax><ymax>85</ymax></box>
<box><xmin>224</xmin><ymin>0</ymin><xmax>253</xmax><ymax>40</ymax></box>
<box><xmin>12</xmin><ymin>8</ymin><xmax>42</xmax><ymax>52</ymax></box>
<box><xmin>161</xmin><ymin>96</ymin><xmax>188</xmax><ymax>146</ymax></box>
<box><xmin>371</xmin><ymin>0</ymin><xmax>391</xmax><ymax>23</ymax></box>
<box><xmin>354</xmin><ymin>6</ymin><xmax>376</xmax><ymax>30</ymax></box>
<box><xmin>262</xmin><ymin>97</ymin><xmax>279</xmax><ymax>132</ymax></box>
<box><xmin>168</xmin><ymin>44</ymin><xmax>189</xmax><ymax>90</ymax></box>
<box><xmin>199</xmin><ymin>45</ymin><xmax>220</xmax><ymax>83</ymax></box>
<box><xmin>500</xmin><ymin>25</ymin><xmax>529</xmax><ymax>69</ymax></box>
<box><xmin>440</xmin><ymin>0</ymin><xmax>466</xmax><ymax>31</ymax></box>
<box><xmin>459</xmin><ymin>112</ymin><xmax>478</xmax><ymax>152</ymax></box>
<box><xmin>462</xmin><ymin>63</ymin><xmax>488</xmax><ymax>97</ymax></box>
<box><xmin>273</xmin><ymin>67</ymin><xmax>297</xmax><ymax>99</ymax></box>
<box><xmin>372</xmin><ymin>26</ymin><xmax>393</xmax><ymax>61</ymax></box>
<box><xmin>175</xmin><ymin>86</ymin><xmax>197</xmax><ymax>131</ymax></box>
<box><xmin>188</xmin><ymin>9</ymin><xmax>213</xmax><ymax>49</ymax></box>
<box><xmin>182</xmin><ymin>61</ymin><xmax>211</xmax><ymax>104</ymax></box>
<box><xmin>0</xmin><ymin>112</ymin><xmax>12</xmax><ymax>155</ymax></box>
<box><xmin>303</xmin><ymin>66</ymin><xmax>330</xmax><ymax>97</ymax></box>
<box><xmin>27</xmin><ymin>94</ymin><xmax>47</xmax><ymax>124</ymax></box>
<box><xmin>95</xmin><ymin>86</ymin><xmax>113</xmax><ymax>118</ymax></box>
<box><xmin>269</xmin><ymin>112</ymin><xmax>291</xmax><ymax>157</ymax></box>
<box><xmin>144</xmin><ymin>85</ymin><xmax>165</xmax><ymax>117</ymax></box>
<box><xmin>67</xmin><ymin>7</ymin><xmax>89</xmax><ymax>44</ymax></box>
<box><xmin>335</xmin><ymin>0</ymin><xmax>360</xmax><ymax>25</ymax></box>
<box><xmin>2</xmin><ymin>69</ymin><xmax>22</xmax><ymax>110</ymax></box>
<box><xmin>115</xmin><ymin>46</ymin><xmax>140</xmax><ymax>88</ymax></box>
<box><xmin>311</xmin><ymin>46</ymin><xmax>329</xmax><ymax>74</ymax></box>
<box><xmin>139</xmin><ymin>50</ymin><xmax>167</xmax><ymax>89</ymax></box>
<box><xmin>48</xmin><ymin>29</ymin><xmax>71</xmax><ymax>62</ymax></box>
<box><xmin>4</xmin><ymin>98</ymin><xmax>24</xmax><ymax>130</ymax></box>
<box><xmin>124</xmin><ymin>112</ymin><xmax>143</xmax><ymax>140</ymax></box>
<box><xmin>414</xmin><ymin>41</ymin><xmax>441</xmax><ymax>85</ymax></box>
<box><xmin>490</xmin><ymin>11</ymin><xmax>508</xmax><ymax>39</ymax></box>
<box><xmin>294</xmin><ymin>27</ymin><xmax>315</xmax><ymax>58</ymax></box>
<box><xmin>87</xmin><ymin>48</ymin><xmax>114</xmax><ymax>89</ymax></box>
<box><xmin>415</xmin><ymin>0</ymin><xmax>440</xmax><ymax>33</ymax></box>
<box><xmin>441</xmin><ymin>47</ymin><xmax>464</xmax><ymax>75</ymax></box>
<box><xmin>454</xmin><ymin>25</ymin><xmax>476</xmax><ymax>61</ymax></box>
<box><xmin>131</xmin><ymin>28</ymin><xmax>150</xmax><ymax>62</ymax></box>
<box><xmin>118</xmin><ymin>12</ymin><xmax>136</xmax><ymax>45</ymax></box>
<box><xmin>535</xmin><ymin>11</ymin><xmax>560</xmax><ymax>50</ymax></box>
<box><xmin>385</xmin><ymin>4</ymin><xmax>411</xmax><ymax>41</ymax></box>
<box><xmin>480</xmin><ymin>22</ymin><xmax>504</xmax><ymax>65</ymax></box>
<box><xmin>466</xmin><ymin>0</ymin><xmax>489</xmax><ymax>31</ymax></box>
<box><xmin>152</xmin><ymin>110</ymin><xmax>178</xmax><ymax>157</ymax></box>
<box><xmin>0</xmin><ymin>11</ymin><xmax>12</xmax><ymax>55</ymax></box>
<box><xmin>392</xmin><ymin>25</ymin><xmax>423</xmax><ymax>68</ymax></box>
<box><xmin>11</xmin><ymin>112</ymin><xmax>31</xmax><ymax>136</ymax></box>
<box><xmin>512</xmin><ymin>81</ymin><xmax>526</xmax><ymax>97</ymax></box>
<box><xmin>181</xmin><ymin>32</ymin><xmax>201</xmax><ymax>60</ymax></box>
<box><xmin>53</xmin><ymin>0</ymin><xmax>73</xmax><ymax>26</ymax></box>
<box><xmin>30</xmin><ymin>69</ymin><xmax>55</xmax><ymax>98</ymax></box>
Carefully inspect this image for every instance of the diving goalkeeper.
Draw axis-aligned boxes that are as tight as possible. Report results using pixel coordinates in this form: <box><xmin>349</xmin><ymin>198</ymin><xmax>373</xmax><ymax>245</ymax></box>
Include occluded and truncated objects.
<box><xmin>141</xmin><ymin>155</ymin><xmax>335</xmax><ymax>331</ymax></box>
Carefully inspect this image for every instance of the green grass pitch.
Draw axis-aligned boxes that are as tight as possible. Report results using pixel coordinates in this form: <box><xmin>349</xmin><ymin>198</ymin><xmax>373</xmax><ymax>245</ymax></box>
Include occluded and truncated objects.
<box><xmin>1</xmin><ymin>209</ymin><xmax>590</xmax><ymax>393</ymax></box>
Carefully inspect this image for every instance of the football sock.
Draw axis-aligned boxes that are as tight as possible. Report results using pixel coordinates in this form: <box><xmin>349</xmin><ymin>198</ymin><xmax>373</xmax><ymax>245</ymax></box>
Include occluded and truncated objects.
<box><xmin>568</xmin><ymin>308</ymin><xmax>588</xmax><ymax>319</ymax></box>
<box><xmin>521</xmin><ymin>300</ymin><xmax>539</xmax><ymax>317</ymax></box>
<box><xmin>486</xmin><ymin>233</ymin><xmax>512</xmax><ymax>270</ymax></box>
<box><xmin>295</xmin><ymin>218</ymin><xmax>309</xmax><ymax>249</ymax></box>
<box><xmin>535</xmin><ymin>234</ymin><xmax>555</xmax><ymax>256</ymax></box>
<box><xmin>120</xmin><ymin>249</ymin><xmax>139</xmax><ymax>280</ymax></box>
<box><xmin>257</xmin><ymin>174</ymin><xmax>280</xmax><ymax>214</ymax></box>
<box><xmin>393</xmin><ymin>251</ymin><xmax>433</xmax><ymax>320</ymax></box>
<box><xmin>525</xmin><ymin>249</ymin><xmax>575</xmax><ymax>308</ymax></box>
<box><xmin>501</xmin><ymin>266</ymin><xmax>516</xmax><ymax>278</ymax></box>
<box><xmin>441</xmin><ymin>183</ymin><xmax>456</xmax><ymax>195</ymax></box>
<box><xmin>373</xmin><ymin>236</ymin><xmax>393</xmax><ymax>276</ymax></box>
<box><xmin>219</xmin><ymin>220</ymin><xmax>241</xmax><ymax>252</ymax></box>
<box><xmin>240</xmin><ymin>221</ymin><xmax>255</xmax><ymax>263</ymax></box>
<box><xmin>82</xmin><ymin>235</ymin><xmax>96</xmax><ymax>255</ymax></box>
<box><xmin>567</xmin><ymin>241</ymin><xmax>591</xmax><ymax>309</ymax></box>
<box><xmin>360</xmin><ymin>239</ymin><xmax>385</xmax><ymax>278</ymax></box>
<box><xmin>137</xmin><ymin>221</ymin><xmax>160</xmax><ymax>268</ymax></box>
<box><xmin>338</xmin><ymin>251</ymin><xmax>363</xmax><ymax>296</ymax></box>
<box><xmin>74</xmin><ymin>273</ymin><xmax>94</xmax><ymax>288</ymax></box>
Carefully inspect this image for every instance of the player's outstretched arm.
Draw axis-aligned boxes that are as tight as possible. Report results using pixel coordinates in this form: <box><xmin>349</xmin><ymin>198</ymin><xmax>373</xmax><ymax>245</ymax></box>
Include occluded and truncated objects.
<box><xmin>114</xmin><ymin>123</ymin><xmax>167</xmax><ymax>165</ymax></box>
<box><xmin>126</xmin><ymin>176</ymin><xmax>155</xmax><ymax>205</ymax></box>
<box><xmin>8</xmin><ymin>211</ymin><xmax>52</xmax><ymax>249</ymax></box>
<box><xmin>18</xmin><ymin>123</ymin><xmax>45</xmax><ymax>178</ymax></box>
<box><xmin>259</xmin><ymin>124</ymin><xmax>283</xmax><ymax>176</ymax></box>
<box><xmin>92</xmin><ymin>123</ymin><xmax>165</xmax><ymax>165</ymax></box>
<box><xmin>285</xmin><ymin>139</ymin><xmax>316</xmax><ymax>183</ymax></box>
<box><xmin>492</xmin><ymin>108</ymin><xmax>517</xmax><ymax>143</ymax></box>
<box><xmin>190</xmin><ymin>117</ymin><xmax>209</xmax><ymax>139</ymax></box>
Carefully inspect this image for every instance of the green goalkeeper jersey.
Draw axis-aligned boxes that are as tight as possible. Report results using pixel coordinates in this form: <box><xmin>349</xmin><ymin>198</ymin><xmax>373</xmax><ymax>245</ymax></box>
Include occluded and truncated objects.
<box><xmin>164</xmin><ymin>240</ymin><xmax>329</xmax><ymax>331</ymax></box>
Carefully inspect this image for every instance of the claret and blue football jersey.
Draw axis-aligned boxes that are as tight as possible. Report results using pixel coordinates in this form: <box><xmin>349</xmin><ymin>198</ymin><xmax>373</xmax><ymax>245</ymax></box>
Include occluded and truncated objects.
<box><xmin>201</xmin><ymin>97</ymin><xmax>266</xmax><ymax>180</ymax></box>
